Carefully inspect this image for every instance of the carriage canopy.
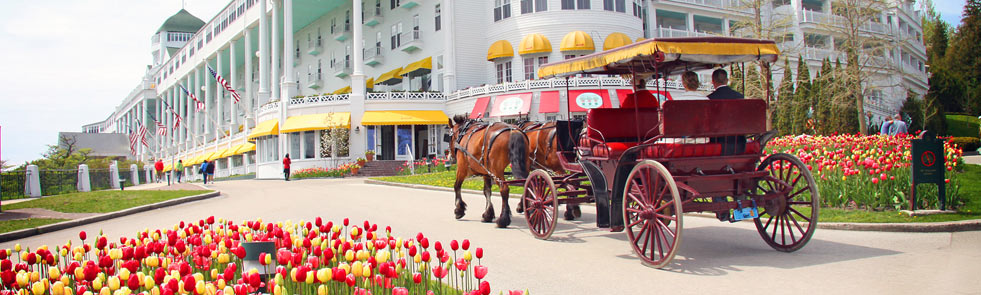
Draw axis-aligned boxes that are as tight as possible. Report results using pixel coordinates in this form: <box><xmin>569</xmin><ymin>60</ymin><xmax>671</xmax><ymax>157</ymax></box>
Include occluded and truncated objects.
<box><xmin>537</xmin><ymin>37</ymin><xmax>780</xmax><ymax>78</ymax></box>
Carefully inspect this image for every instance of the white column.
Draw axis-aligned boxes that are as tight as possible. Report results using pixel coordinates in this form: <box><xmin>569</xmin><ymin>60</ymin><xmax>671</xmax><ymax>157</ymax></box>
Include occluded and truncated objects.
<box><xmin>259</xmin><ymin>0</ymin><xmax>271</xmax><ymax>105</ymax></box>
<box><xmin>217</xmin><ymin>50</ymin><xmax>225</xmax><ymax>141</ymax></box>
<box><xmin>349</xmin><ymin>0</ymin><xmax>366</xmax><ymax>159</ymax></box>
<box><xmin>278</xmin><ymin>0</ymin><xmax>295</xmax><ymax>163</ymax></box>
<box><xmin>245</xmin><ymin>28</ymin><xmax>255</xmax><ymax>131</ymax></box>
<box><xmin>272</xmin><ymin>1</ymin><xmax>282</xmax><ymax>101</ymax></box>
<box><xmin>230</xmin><ymin>39</ymin><xmax>239</xmax><ymax>137</ymax></box>
<box><xmin>687</xmin><ymin>13</ymin><xmax>694</xmax><ymax>33</ymax></box>
<box><xmin>442</xmin><ymin>0</ymin><xmax>457</xmax><ymax>92</ymax></box>
<box><xmin>206</xmin><ymin>61</ymin><xmax>214</xmax><ymax>142</ymax></box>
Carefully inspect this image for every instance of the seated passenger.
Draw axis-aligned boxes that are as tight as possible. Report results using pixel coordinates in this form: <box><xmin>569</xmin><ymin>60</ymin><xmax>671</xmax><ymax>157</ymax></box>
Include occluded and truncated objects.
<box><xmin>619</xmin><ymin>79</ymin><xmax>659</xmax><ymax>109</ymax></box>
<box><xmin>673</xmin><ymin>71</ymin><xmax>709</xmax><ymax>101</ymax></box>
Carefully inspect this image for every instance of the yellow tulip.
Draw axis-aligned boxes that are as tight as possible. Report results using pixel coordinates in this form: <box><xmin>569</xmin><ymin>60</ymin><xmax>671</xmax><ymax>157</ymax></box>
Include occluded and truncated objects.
<box><xmin>210</xmin><ymin>269</ymin><xmax>218</xmax><ymax>280</ymax></box>
<box><xmin>52</xmin><ymin>282</ymin><xmax>65</xmax><ymax>295</ymax></box>
<box><xmin>91</xmin><ymin>278</ymin><xmax>103</xmax><ymax>290</ymax></box>
<box><xmin>413</xmin><ymin>254</ymin><xmax>421</xmax><ymax>264</ymax></box>
<box><xmin>273</xmin><ymin>286</ymin><xmax>283</xmax><ymax>295</ymax></box>
<box><xmin>194</xmin><ymin>281</ymin><xmax>205</xmax><ymax>295</ymax></box>
<box><xmin>204</xmin><ymin>282</ymin><xmax>216</xmax><ymax>295</ymax></box>
<box><xmin>20</xmin><ymin>252</ymin><xmax>30</xmax><ymax>261</ymax></box>
<box><xmin>31</xmin><ymin>281</ymin><xmax>45</xmax><ymax>295</ymax></box>
<box><xmin>61</xmin><ymin>275</ymin><xmax>70</xmax><ymax>286</ymax></box>
<box><xmin>464</xmin><ymin>250</ymin><xmax>472</xmax><ymax>261</ymax></box>
<box><xmin>263</xmin><ymin>253</ymin><xmax>272</xmax><ymax>265</ymax></box>
<box><xmin>107</xmin><ymin>276</ymin><xmax>120</xmax><ymax>291</ymax></box>
<box><xmin>222</xmin><ymin>286</ymin><xmax>234</xmax><ymax>295</ymax></box>
<box><xmin>119</xmin><ymin>269</ymin><xmax>130</xmax><ymax>281</ymax></box>
<box><xmin>99</xmin><ymin>287</ymin><xmax>110</xmax><ymax>295</ymax></box>
<box><xmin>16</xmin><ymin>272</ymin><xmax>29</xmax><ymax>287</ymax></box>
<box><xmin>216</xmin><ymin>279</ymin><xmax>225</xmax><ymax>290</ymax></box>
<box><xmin>274</xmin><ymin>273</ymin><xmax>284</xmax><ymax>286</ymax></box>
<box><xmin>150</xmin><ymin>287</ymin><xmax>160</xmax><ymax>295</ymax></box>
<box><xmin>316</xmin><ymin>268</ymin><xmax>330</xmax><ymax>282</ymax></box>
<box><xmin>351</xmin><ymin>262</ymin><xmax>363</xmax><ymax>278</ymax></box>
<box><xmin>84</xmin><ymin>291</ymin><xmax>93</xmax><ymax>295</ymax></box>
<box><xmin>317</xmin><ymin>285</ymin><xmax>327</xmax><ymax>295</ymax></box>
<box><xmin>344</xmin><ymin>250</ymin><xmax>355</xmax><ymax>262</ymax></box>
<box><xmin>217</xmin><ymin>253</ymin><xmax>229</xmax><ymax>264</ymax></box>
<box><xmin>361</xmin><ymin>266</ymin><xmax>371</xmax><ymax>278</ymax></box>
<box><xmin>14</xmin><ymin>244</ymin><xmax>22</xmax><ymax>252</ymax></box>
<box><xmin>74</xmin><ymin>266</ymin><xmax>85</xmax><ymax>279</ymax></box>
<box><xmin>49</xmin><ymin>268</ymin><xmax>62</xmax><ymax>281</ymax></box>
<box><xmin>30</xmin><ymin>271</ymin><xmax>40</xmax><ymax>283</ymax></box>
<box><xmin>305</xmin><ymin>271</ymin><xmax>314</xmax><ymax>284</ymax></box>
<box><xmin>338</xmin><ymin>263</ymin><xmax>350</xmax><ymax>274</ymax></box>
<box><xmin>144</xmin><ymin>276</ymin><xmax>156</xmax><ymax>289</ymax></box>
<box><xmin>64</xmin><ymin>286</ymin><xmax>73</xmax><ymax>295</ymax></box>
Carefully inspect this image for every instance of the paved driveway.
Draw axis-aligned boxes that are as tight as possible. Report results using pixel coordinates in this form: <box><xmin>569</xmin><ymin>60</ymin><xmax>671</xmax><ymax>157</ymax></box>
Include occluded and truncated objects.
<box><xmin>3</xmin><ymin>178</ymin><xmax>979</xmax><ymax>294</ymax></box>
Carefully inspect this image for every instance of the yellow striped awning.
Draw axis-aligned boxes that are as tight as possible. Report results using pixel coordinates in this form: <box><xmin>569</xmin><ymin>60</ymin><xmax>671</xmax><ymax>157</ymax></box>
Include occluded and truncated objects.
<box><xmin>375</xmin><ymin>67</ymin><xmax>404</xmax><ymax>85</ymax></box>
<box><xmin>206</xmin><ymin>150</ymin><xmax>225</xmax><ymax>161</ymax></box>
<box><xmin>518</xmin><ymin>33</ymin><xmax>552</xmax><ymax>55</ymax></box>
<box><xmin>332</xmin><ymin>86</ymin><xmax>352</xmax><ymax>94</ymax></box>
<box><xmin>560</xmin><ymin>31</ymin><xmax>595</xmax><ymax>52</ymax></box>
<box><xmin>636</xmin><ymin>37</ymin><xmax>647</xmax><ymax>42</ymax></box>
<box><xmin>219</xmin><ymin>147</ymin><xmax>237</xmax><ymax>158</ymax></box>
<box><xmin>163</xmin><ymin>164</ymin><xmax>172</xmax><ymax>172</ymax></box>
<box><xmin>486</xmin><ymin>40</ymin><xmax>514</xmax><ymax>61</ymax></box>
<box><xmin>247</xmin><ymin>119</ymin><xmax>279</xmax><ymax>140</ymax></box>
<box><xmin>366</xmin><ymin>77</ymin><xmax>374</xmax><ymax>89</ymax></box>
<box><xmin>539</xmin><ymin>37</ymin><xmax>781</xmax><ymax>78</ymax></box>
<box><xmin>281</xmin><ymin>112</ymin><xmax>352</xmax><ymax>133</ymax></box>
<box><xmin>603</xmin><ymin>32</ymin><xmax>633</xmax><ymax>50</ymax></box>
<box><xmin>232</xmin><ymin>142</ymin><xmax>256</xmax><ymax>155</ymax></box>
<box><xmin>361</xmin><ymin>110</ymin><xmax>450</xmax><ymax>126</ymax></box>
<box><xmin>401</xmin><ymin>57</ymin><xmax>432</xmax><ymax>77</ymax></box>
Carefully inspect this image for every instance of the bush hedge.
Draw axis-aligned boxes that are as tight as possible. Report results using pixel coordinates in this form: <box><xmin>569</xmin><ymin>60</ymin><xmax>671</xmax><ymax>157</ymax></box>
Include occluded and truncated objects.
<box><xmin>950</xmin><ymin>137</ymin><xmax>981</xmax><ymax>151</ymax></box>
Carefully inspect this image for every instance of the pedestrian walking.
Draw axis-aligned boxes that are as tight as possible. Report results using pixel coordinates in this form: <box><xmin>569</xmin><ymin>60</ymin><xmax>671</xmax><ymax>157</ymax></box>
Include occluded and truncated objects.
<box><xmin>283</xmin><ymin>154</ymin><xmax>292</xmax><ymax>181</ymax></box>
<box><xmin>200</xmin><ymin>161</ymin><xmax>209</xmax><ymax>184</ymax></box>
<box><xmin>880</xmin><ymin>116</ymin><xmax>894</xmax><ymax>135</ymax></box>
<box><xmin>206</xmin><ymin>159</ymin><xmax>216</xmax><ymax>183</ymax></box>
<box><xmin>154</xmin><ymin>159</ymin><xmax>164</xmax><ymax>183</ymax></box>
<box><xmin>176</xmin><ymin>160</ymin><xmax>184</xmax><ymax>183</ymax></box>
<box><xmin>889</xmin><ymin>114</ymin><xmax>908</xmax><ymax>135</ymax></box>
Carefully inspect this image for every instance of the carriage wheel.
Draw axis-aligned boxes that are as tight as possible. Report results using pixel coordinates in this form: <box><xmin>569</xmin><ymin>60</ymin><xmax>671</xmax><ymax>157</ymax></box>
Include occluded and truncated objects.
<box><xmin>623</xmin><ymin>160</ymin><xmax>683</xmax><ymax>268</ymax></box>
<box><xmin>523</xmin><ymin>169</ymin><xmax>558</xmax><ymax>240</ymax></box>
<box><xmin>754</xmin><ymin>153</ymin><xmax>820</xmax><ymax>252</ymax></box>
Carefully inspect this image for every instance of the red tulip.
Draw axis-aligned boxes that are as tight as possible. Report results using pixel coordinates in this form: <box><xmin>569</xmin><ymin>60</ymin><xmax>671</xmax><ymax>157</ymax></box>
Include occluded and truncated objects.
<box><xmin>479</xmin><ymin>281</ymin><xmax>490</xmax><ymax>295</ymax></box>
<box><xmin>127</xmin><ymin>273</ymin><xmax>141</xmax><ymax>290</ymax></box>
<box><xmin>343</xmin><ymin>218</ymin><xmax>350</xmax><ymax>226</ymax></box>
<box><xmin>474</xmin><ymin>265</ymin><xmax>488</xmax><ymax>280</ymax></box>
<box><xmin>207</xmin><ymin>216</ymin><xmax>215</xmax><ymax>225</ymax></box>
<box><xmin>455</xmin><ymin>258</ymin><xmax>468</xmax><ymax>271</ymax></box>
<box><xmin>432</xmin><ymin>265</ymin><xmax>447</xmax><ymax>279</ymax></box>
<box><xmin>475</xmin><ymin>248</ymin><xmax>483</xmax><ymax>259</ymax></box>
<box><xmin>79</xmin><ymin>231</ymin><xmax>87</xmax><ymax>241</ymax></box>
<box><xmin>421</xmin><ymin>251</ymin><xmax>430</xmax><ymax>262</ymax></box>
<box><xmin>345</xmin><ymin>274</ymin><xmax>356</xmax><ymax>287</ymax></box>
<box><xmin>182</xmin><ymin>275</ymin><xmax>195</xmax><ymax>293</ymax></box>
<box><xmin>450</xmin><ymin>240</ymin><xmax>459</xmax><ymax>251</ymax></box>
<box><xmin>232</xmin><ymin>246</ymin><xmax>246</xmax><ymax>259</ymax></box>
<box><xmin>434</xmin><ymin>242</ymin><xmax>442</xmax><ymax>252</ymax></box>
<box><xmin>412</xmin><ymin>273</ymin><xmax>422</xmax><ymax>284</ymax></box>
<box><xmin>248</xmin><ymin>272</ymin><xmax>262</xmax><ymax>289</ymax></box>
<box><xmin>462</xmin><ymin>239</ymin><xmax>470</xmax><ymax>250</ymax></box>
<box><xmin>392</xmin><ymin>287</ymin><xmax>409</xmax><ymax>295</ymax></box>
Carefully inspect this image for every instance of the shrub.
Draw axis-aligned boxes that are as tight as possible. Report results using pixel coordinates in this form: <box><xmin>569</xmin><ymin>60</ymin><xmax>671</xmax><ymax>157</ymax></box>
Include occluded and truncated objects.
<box><xmin>949</xmin><ymin>137</ymin><xmax>980</xmax><ymax>151</ymax></box>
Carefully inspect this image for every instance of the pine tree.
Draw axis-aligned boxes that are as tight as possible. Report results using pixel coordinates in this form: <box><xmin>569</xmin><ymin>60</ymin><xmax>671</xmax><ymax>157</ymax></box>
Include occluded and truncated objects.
<box><xmin>776</xmin><ymin>59</ymin><xmax>796</xmax><ymax>135</ymax></box>
<box><xmin>945</xmin><ymin>0</ymin><xmax>981</xmax><ymax>114</ymax></box>
<box><xmin>793</xmin><ymin>56</ymin><xmax>812</xmax><ymax>134</ymax></box>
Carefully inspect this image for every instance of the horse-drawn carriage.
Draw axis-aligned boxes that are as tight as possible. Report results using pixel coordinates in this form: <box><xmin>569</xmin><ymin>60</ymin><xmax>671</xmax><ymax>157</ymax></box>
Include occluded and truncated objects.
<box><xmin>448</xmin><ymin>37</ymin><xmax>819</xmax><ymax>268</ymax></box>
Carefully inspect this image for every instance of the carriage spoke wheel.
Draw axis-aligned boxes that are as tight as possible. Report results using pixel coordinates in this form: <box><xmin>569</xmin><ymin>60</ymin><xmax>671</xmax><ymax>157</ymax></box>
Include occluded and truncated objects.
<box><xmin>523</xmin><ymin>169</ymin><xmax>558</xmax><ymax>240</ymax></box>
<box><xmin>623</xmin><ymin>160</ymin><xmax>683</xmax><ymax>268</ymax></box>
<box><xmin>755</xmin><ymin>153</ymin><xmax>820</xmax><ymax>252</ymax></box>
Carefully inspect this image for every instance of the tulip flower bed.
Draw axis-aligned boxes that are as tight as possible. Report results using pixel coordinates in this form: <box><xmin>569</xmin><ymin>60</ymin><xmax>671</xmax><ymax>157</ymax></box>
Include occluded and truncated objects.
<box><xmin>766</xmin><ymin>134</ymin><xmax>966</xmax><ymax>211</ymax></box>
<box><xmin>394</xmin><ymin>159</ymin><xmax>454</xmax><ymax>176</ymax></box>
<box><xmin>292</xmin><ymin>163</ymin><xmax>360</xmax><ymax>180</ymax></box>
<box><xmin>0</xmin><ymin>217</ymin><xmax>516</xmax><ymax>295</ymax></box>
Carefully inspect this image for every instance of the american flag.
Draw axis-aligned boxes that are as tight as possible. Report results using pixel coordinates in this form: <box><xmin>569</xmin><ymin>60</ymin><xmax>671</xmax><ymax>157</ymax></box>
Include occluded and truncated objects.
<box><xmin>178</xmin><ymin>84</ymin><xmax>205</xmax><ymax>111</ymax></box>
<box><xmin>207</xmin><ymin>65</ymin><xmax>241</xmax><ymax>104</ymax></box>
<box><xmin>136</xmin><ymin>119</ymin><xmax>150</xmax><ymax>147</ymax></box>
<box><xmin>128</xmin><ymin>131</ymin><xmax>138</xmax><ymax>156</ymax></box>
<box><xmin>155</xmin><ymin>120</ymin><xmax>167</xmax><ymax>136</ymax></box>
<box><xmin>171</xmin><ymin>109</ymin><xmax>182</xmax><ymax>132</ymax></box>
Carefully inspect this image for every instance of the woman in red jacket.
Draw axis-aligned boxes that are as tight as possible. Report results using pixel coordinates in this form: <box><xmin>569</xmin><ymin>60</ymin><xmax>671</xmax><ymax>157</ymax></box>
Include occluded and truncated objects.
<box><xmin>283</xmin><ymin>154</ymin><xmax>291</xmax><ymax>181</ymax></box>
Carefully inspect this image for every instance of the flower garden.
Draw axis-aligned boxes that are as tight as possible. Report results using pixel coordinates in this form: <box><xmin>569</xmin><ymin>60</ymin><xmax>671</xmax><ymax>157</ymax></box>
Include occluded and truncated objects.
<box><xmin>292</xmin><ymin>163</ymin><xmax>361</xmax><ymax>180</ymax></box>
<box><xmin>766</xmin><ymin>134</ymin><xmax>966</xmax><ymax>210</ymax></box>
<box><xmin>0</xmin><ymin>217</ymin><xmax>520</xmax><ymax>295</ymax></box>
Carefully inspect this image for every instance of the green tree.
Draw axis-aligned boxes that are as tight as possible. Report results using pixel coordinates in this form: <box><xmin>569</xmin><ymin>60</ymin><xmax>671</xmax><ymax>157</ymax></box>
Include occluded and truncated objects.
<box><xmin>775</xmin><ymin>58</ymin><xmax>796</xmax><ymax>135</ymax></box>
<box><xmin>945</xmin><ymin>0</ymin><xmax>981</xmax><ymax>114</ymax></box>
<box><xmin>794</xmin><ymin>56</ymin><xmax>813</xmax><ymax>134</ymax></box>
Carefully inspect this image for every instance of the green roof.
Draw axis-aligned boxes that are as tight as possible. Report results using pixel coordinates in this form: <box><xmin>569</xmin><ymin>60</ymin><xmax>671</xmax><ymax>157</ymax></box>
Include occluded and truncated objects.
<box><xmin>157</xmin><ymin>9</ymin><xmax>205</xmax><ymax>34</ymax></box>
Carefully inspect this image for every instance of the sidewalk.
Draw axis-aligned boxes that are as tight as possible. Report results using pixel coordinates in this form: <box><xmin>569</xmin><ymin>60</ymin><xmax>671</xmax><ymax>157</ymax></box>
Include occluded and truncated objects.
<box><xmin>965</xmin><ymin>155</ymin><xmax>981</xmax><ymax>165</ymax></box>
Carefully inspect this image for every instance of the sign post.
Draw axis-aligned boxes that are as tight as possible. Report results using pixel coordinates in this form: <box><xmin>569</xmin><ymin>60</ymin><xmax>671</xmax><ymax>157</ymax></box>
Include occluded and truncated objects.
<box><xmin>910</xmin><ymin>131</ymin><xmax>946</xmax><ymax>211</ymax></box>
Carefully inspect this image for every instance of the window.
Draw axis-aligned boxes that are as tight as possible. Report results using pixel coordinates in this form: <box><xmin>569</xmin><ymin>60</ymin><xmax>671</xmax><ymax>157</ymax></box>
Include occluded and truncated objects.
<box><xmin>494</xmin><ymin>0</ymin><xmax>511</xmax><ymax>21</ymax></box>
<box><xmin>345</xmin><ymin>10</ymin><xmax>351</xmax><ymax>31</ymax></box>
<box><xmin>435</xmin><ymin>4</ymin><xmax>441</xmax><ymax>31</ymax></box>
<box><xmin>521</xmin><ymin>0</ymin><xmax>533</xmax><ymax>14</ymax></box>
<box><xmin>562</xmin><ymin>0</ymin><xmax>575</xmax><ymax>9</ymax></box>
<box><xmin>290</xmin><ymin>133</ymin><xmax>301</xmax><ymax>160</ymax></box>
<box><xmin>616</xmin><ymin>0</ymin><xmax>625</xmax><ymax>12</ymax></box>
<box><xmin>303</xmin><ymin>131</ymin><xmax>316</xmax><ymax>159</ymax></box>
<box><xmin>524</xmin><ymin>58</ymin><xmax>534</xmax><ymax>80</ymax></box>
<box><xmin>317</xmin><ymin>59</ymin><xmax>322</xmax><ymax>80</ymax></box>
<box><xmin>536</xmin><ymin>0</ymin><xmax>547</xmax><ymax>11</ymax></box>
<box><xmin>376</xmin><ymin>31</ymin><xmax>383</xmax><ymax>53</ymax></box>
<box><xmin>331</xmin><ymin>18</ymin><xmax>337</xmax><ymax>34</ymax></box>
<box><xmin>578</xmin><ymin>0</ymin><xmax>590</xmax><ymax>9</ymax></box>
<box><xmin>345</xmin><ymin>45</ymin><xmax>351</xmax><ymax>68</ymax></box>
<box><xmin>496</xmin><ymin>61</ymin><xmax>512</xmax><ymax>83</ymax></box>
<box><xmin>604</xmin><ymin>0</ymin><xmax>614</xmax><ymax>11</ymax></box>
<box><xmin>330</xmin><ymin>52</ymin><xmax>336</xmax><ymax>68</ymax></box>
<box><xmin>391</xmin><ymin>0</ymin><xmax>400</xmax><ymax>9</ymax></box>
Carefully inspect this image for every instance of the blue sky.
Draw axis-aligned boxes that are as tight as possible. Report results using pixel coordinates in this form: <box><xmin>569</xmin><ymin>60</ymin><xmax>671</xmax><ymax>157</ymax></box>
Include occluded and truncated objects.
<box><xmin>0</xmin><ymin>0</ymin><xmax>972</xmax><ymax>168</ymax></box>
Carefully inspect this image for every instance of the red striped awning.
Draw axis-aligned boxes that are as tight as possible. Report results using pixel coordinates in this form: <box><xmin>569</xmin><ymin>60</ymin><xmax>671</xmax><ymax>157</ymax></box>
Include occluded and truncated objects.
<box><xmin>490</xmin><ymin>93</ymin><xmax>533</xmax><ymax>117</ymax></box>
<box><xmin>568</xmin><ymin>89</ymin><xmax>612</xmax><ymax>112</ymax></box>
<box><xmin>538</xmin><ymin>91</ymin><xmax>560</xmax><ymax>113</ymax></box>
<box><xmin>469</xmin><ymin>97</ymin><xmax>491</xmax><ymax>119</ymax></box>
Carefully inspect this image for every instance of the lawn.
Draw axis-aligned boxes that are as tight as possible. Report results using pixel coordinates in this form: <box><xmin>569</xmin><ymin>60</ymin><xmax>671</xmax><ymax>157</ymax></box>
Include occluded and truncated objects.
<box><xmin>374</xmin><ymin>165</ymin><xmax>981</xmax><ymax>223</ymax></box>
<box><xmin>2</xmin><ymin>190</ymin><xmax>212</xmax><ymax>213</ymax></box>
<box><xmin>946</xmin><ymin>114</ymin><xmax>980</xmax><ymax>137</ymax></box>
<box><xmin>0</xmin><ymin>218</ymin><xmax>68</xmax><ymax>233</ymax></box>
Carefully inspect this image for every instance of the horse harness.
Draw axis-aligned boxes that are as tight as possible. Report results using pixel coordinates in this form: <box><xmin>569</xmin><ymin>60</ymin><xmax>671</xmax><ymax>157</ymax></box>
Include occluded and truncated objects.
<box><xmin>520</xmin><ymin>122</ymin><xmax>558</xmax><ymax>173</ymax></box>
<box><xmin>453</xmin><ymin>120</ymin><xmax>521</xmax><ymax>184</ymax></box>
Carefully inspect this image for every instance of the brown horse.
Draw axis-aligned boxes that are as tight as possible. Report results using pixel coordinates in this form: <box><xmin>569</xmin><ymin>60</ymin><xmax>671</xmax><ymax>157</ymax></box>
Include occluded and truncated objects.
<box><xmin>448</xmin><ymin>115</ymin><xmax>529</xmax><ymax>228</ymax></box>
<box><xmin>518</xmin><ymin>121</ymin><xmax>582</xmax><ymax>220</ymax></box>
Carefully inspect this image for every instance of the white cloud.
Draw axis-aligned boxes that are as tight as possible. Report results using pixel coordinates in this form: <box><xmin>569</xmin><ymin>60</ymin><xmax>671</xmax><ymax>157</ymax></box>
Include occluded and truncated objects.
<box><xmin>0</xmin><ymin>0</ymin><xmax>227</xmax><ymax>166</ymax></box>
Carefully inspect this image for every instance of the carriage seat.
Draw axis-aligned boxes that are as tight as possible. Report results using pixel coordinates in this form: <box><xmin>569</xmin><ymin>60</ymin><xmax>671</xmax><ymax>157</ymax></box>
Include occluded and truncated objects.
<box><xmin>641</xmin><ymin>141</ymin><xmax>760</xmax><ymax>158</ymax></box>
<box><xmin>583</xmin><ymin>108</ymin><xmax>660</xmax><ymax>156</ymax></box>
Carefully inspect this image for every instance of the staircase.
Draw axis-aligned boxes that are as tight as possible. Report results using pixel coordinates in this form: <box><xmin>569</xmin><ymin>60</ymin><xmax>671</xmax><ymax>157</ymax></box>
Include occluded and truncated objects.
<box><xmin>357</xmin><ymin>160</ymin><xmax>406</xmax><ymax>177</ymax></box>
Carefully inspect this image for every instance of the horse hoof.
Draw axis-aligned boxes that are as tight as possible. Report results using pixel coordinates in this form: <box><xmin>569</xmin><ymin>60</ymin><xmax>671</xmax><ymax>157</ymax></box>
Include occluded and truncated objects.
<box><xmin>496</xmin><ymin>216</ymin><xmax>511</xmax><ymax>228</ymax></box>
<box><xmin>455</xmin><ymin>208</ymin><xmax>466</xmax><ymax>220</ymax></box>
<box><xmin>481</xmin><ymin>212</ymin><xmax>495</xmax><ymax>223</ymax></box>
<box><xmin>573</xmin><ymin>205</ymin><xmax>582</xmax><ymax>218</ymax></box>
<box><xmin>564</xmin><ymin>210</ymin><xmax>575</xmax><ymax>221</ymax></box>
<box><xmin>516</xmin><ymin>205</ymin><xmax>524</xmax><ymax>214</ymax></box>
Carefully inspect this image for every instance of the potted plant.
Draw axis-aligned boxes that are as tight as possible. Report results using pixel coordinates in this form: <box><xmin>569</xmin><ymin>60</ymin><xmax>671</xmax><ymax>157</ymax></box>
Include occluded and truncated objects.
<box><xmin>365</xmin><ymin>150</ymin><xmax>375</xmax><ymax>162</ymax></box>
<box><xmin>350</xmin><ymin>164</ymin><xmax>361</xmax><ymax>175</ymax></box>
<box><xmin>356</xmin><ymin>157</ymin><xmax>367</xmax><ymax>166</ymax></box>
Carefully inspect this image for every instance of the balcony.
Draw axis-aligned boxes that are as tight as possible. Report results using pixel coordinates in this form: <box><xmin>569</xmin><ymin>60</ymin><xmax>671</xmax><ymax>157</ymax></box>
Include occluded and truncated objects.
<box><xmin>400</xmin><ymin>1</ymin><xmax>419</xmax><ymax>9</ymax></box>
<box><xmin>365</xmin><ymin>7</ymin><xmax>383</xmax><ymax>27</ymax></box>
<box><xmin>307</xmin><ymin>73</ymin><xmax>322</xmax><ymax>89</ymax></box>
<box><xmin>366</xmin><ymin>91</ymin><xmax>445</xmax><ymax>101</ymax></box>
<box><xmin>332</xmin><ymin>25</ymin><xmax>351</xmax><ymax>41</ymax></box>
<box><xmin>398</xmin><ymin>30</ymin><xmax>422</xmax><ymax>52</ymax></box>
<box><xmin>334</xmin><ymin>60</ymin><xmax>352</xmax><ymax>78</ymax></box>
<box><xmin>364</xmin><ymin>46</ymin><xmax>384</xmax><ymax>67</ymax></box>
<box><xmin>657</xmin><ymin>27</ymin><xmax>691</xmax><ymax>38</ymax></box>
<box><xmin>308</xmin><ymin>38</ymin><xmax>323</xmax><ymax>56</ymax></box>
<box><xmin>803</xmin><ymin>47</ymin><xmax>837</xmax><ymax>61</ymax></box>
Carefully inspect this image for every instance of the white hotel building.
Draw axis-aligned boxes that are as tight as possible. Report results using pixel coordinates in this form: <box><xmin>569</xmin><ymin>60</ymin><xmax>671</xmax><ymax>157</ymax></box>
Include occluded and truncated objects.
<box><xmin>83</xmin><ymin>0</ymin><xmax>926</xmax><ymax>179</ymax></box>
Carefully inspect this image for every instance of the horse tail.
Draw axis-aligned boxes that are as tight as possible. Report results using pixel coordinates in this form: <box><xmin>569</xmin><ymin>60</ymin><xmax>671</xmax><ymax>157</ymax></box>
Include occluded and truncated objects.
<box><xmin>509</xmin><ymin>130</ymin><xmax>529</xmax><ymax>179</ymax></box>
